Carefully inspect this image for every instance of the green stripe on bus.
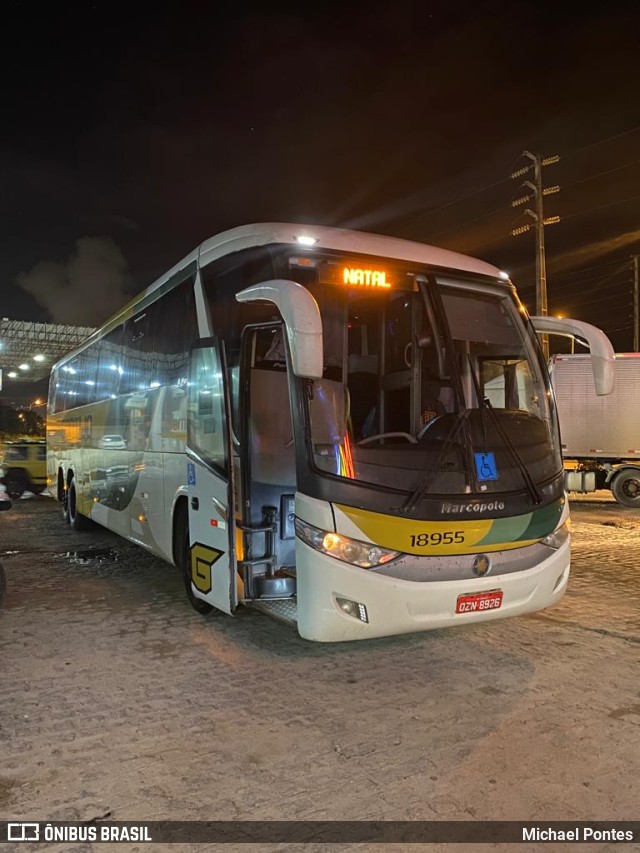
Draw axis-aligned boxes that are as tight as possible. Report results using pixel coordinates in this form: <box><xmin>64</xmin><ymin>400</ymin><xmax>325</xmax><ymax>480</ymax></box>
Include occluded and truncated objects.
<box><xmin>477</xmin><ymin>498</ymin><xmax>563</xmax><ymax>546</ymax></box>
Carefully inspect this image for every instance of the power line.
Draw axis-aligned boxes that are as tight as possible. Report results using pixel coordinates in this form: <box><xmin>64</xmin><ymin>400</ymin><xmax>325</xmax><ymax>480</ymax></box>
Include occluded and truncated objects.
<box><xmin>466</xmin><ymin>231</ymin><xmax>515</xmax><ymax>254</ymax></box>
<box><xmin>561</xmin><ymin>158</ymin><xmax>640</xmax><ymax>191</ymax></box>
<box><xmin>561</xmin><ymin>193</ymin><xmax>640</xmax><ymax>223</ymax></box>
<box><xmin>561</xmin><ymin>193</ymin><xmax>640</xmax><ymax>222</ymax></box>
<box><xmin>551</xmin><ymin>281</ymin><xmax>629</xmax><ymax>299</ymax></box>
<box><xmin>551</xmin><ymin>258</ymin><xmax>630</xmax><ymax>278</ymax></box>
<box><xmin>551</xmin><ymin>272</ymin><xmax>628</xmax><ymax>291</ymax></box>
<box><xmin>550</xmin><ymin>265</ymin><xmax>630</xmax><ymax>291</ymax></box>
<box><xmin>560</xmin><ymin>124</ymin><xmax>640</xmax><ymax>160</ymax></box>
<box><xmin>392</xmin><ymin>175</ymin><xmax>512</xmax><ymax>231</ymax></box>
<box><xmin>424</xmin><ymin>204</ymin><xmax>511</xmax><ymax>241</ymax></box>
<box><xmin>557</xmin><ymin>291</ymin><xmax>632</xmax><ymax>312</ymax></box>
<box><xmin>598</xmin><ymin>324</ymin><xmax>633</xmax><ymax>333</ymax></box>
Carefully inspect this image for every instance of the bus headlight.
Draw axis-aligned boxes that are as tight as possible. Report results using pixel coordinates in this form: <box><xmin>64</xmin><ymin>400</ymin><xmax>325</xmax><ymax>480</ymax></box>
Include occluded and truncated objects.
<box><xmin>541</xmin><ymin>522</ymin><xmax>569</xmax><ymax>550</ymax></box>
<box><xmin>294</xmin><ymin>519</ymin><xmax>400</xmax><ymax>568</ymax></box>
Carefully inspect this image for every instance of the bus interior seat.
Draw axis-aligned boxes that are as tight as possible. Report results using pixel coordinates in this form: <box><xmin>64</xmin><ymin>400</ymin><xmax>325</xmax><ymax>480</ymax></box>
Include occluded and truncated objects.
<box><xmin>249</xmin><ymin>368</ymin><xmax>296</xmax><ymax>486</ymax></box>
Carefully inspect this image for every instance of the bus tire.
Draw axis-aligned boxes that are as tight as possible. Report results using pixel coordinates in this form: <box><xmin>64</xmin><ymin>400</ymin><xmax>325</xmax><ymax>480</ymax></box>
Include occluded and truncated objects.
<box><xmin>611</xmin><ymin>470</ymin><xmax>640</xmax><ymax>507</ymax></box>
<box><xmin>178</xmin><ymin>514</ymin><xmax>215</xmax><ymax>615</ymax></box>
<box><xmin>62</xmin><ymin>489</ymin><xmax>70</xmax><ymax>524</ymax></box>
<box><xmin>67</xmin><ymin>477</ymin><xmax>92</xmax><ymax>531</ymax></box>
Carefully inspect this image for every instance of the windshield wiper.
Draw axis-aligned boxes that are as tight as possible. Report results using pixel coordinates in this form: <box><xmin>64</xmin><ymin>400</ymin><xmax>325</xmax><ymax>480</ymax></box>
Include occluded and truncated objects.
<box><xmin>401</xmin><ymin>411</ymin><xmax>469</xmax><ymax>513</ymax></box>
<box><xmin>466</xmin><ymin>356</ymin><xmax>541</xmax><ymax>505</ymax></box>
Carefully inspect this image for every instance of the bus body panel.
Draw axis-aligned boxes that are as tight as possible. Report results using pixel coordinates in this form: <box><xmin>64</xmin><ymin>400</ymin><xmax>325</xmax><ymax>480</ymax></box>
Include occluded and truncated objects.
<box><xmin>295</xmin><ymin>537</ymin><xmax>570</xmax><ymax>642</ymax></box>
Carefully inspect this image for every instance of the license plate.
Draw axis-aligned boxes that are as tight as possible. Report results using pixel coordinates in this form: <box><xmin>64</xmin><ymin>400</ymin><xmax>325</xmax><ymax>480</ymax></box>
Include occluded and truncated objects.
<box><xmin>456</xmin><ymin>589</ymin><xmax>503</xmax><ymax>614</ymax></box>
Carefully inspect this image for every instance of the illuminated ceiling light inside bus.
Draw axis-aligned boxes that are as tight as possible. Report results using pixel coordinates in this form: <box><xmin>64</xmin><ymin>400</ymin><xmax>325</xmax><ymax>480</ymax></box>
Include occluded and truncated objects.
<box><xmin>18</xmin><ymin>363</ymin><xmax>30</xmax><ymax>370</ymax></box>
<box><xmin>295</xmin><ymin>235</ymin><xmax>317</xmax><ymax>246</ymax></box>
<box><xmin>499</xmin><ymin>271</ymin><xmax>510</xmax><ymax>280</ymax></box>
<box><xmin>33</xmin><ymin>354</ymin><xmax>46</xmax><ymax>362</ymax></box>
<box><xmin>149</xmin><ymin>381</ymin><xmax>160</xmax><ymax>388</ymax></box>
<box><xmin>7</xmin><ymin>371</ymin><xmax>17</xmax><ymax>378</ymax></box>
<box><xmin>85</xmin><ymin>380</ymin><xmax>95</xmax><ymax>386</ymax></box>
<box><xmin>289</xmin><ymin>256</ymin><xmax>317</xmax><ymax>267</ymax></box>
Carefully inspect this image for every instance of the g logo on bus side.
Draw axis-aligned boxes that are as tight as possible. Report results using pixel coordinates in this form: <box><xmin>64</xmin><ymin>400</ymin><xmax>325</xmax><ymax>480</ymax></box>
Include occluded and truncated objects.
<box><xmin>190</xmin><ymin>544</ymin><xmax>224</xmax><ymax>594</ymax></box>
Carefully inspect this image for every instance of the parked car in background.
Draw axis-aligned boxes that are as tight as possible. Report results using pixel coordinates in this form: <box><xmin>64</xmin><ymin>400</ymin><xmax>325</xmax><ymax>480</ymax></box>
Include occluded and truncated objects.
<box><xmin>0</xmin><ymin>440</ymin><xmax>47</xmax><ymax>498</ymax></box>
<box><xmin>98</xmin><ymin>435</ymin><xmax>127</xmax><ymax>449</ymax></box>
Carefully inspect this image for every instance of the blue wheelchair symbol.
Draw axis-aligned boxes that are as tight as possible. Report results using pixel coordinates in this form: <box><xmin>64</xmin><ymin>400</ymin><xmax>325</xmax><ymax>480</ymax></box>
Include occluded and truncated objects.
<box><xmin>474</xmin><ymin>452</ymin><xmax>498</xmax><ymax>482</ymax></box>
<box><xmin>187</xmin><ymin>462</ymin><xmax>197</xmax><ymax>486</ymax></box>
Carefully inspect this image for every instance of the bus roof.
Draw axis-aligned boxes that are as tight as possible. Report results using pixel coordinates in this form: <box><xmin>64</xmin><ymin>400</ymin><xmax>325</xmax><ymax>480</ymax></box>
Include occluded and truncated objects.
<box><xmin>53</xmin><ymin>223</ymin><xmax>503</xmax><ymax>367</ymax></box>
<box><xmin>198</xmin><ymin>222</ymin><xmax>502</xmax><ymax>278</ymax></box>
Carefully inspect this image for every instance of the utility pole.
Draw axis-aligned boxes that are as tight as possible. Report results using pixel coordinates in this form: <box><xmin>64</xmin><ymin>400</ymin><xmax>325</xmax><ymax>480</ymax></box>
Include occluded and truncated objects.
<box><xmin>633</xmin><ymin>254</ymin><xmax>640</xmax><ymax>352</ymax></box>
<box><xmin>510</xmin><ymin>151</ymin><xmax>561</xmax><ymax>359</ymax></box>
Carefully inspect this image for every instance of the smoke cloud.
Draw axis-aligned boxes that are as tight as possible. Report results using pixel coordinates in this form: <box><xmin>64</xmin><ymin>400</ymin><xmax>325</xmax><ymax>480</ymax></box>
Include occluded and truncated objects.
<box><xmin>17</xmin><ymin>236</ymin><xmax>132</xmax><ymax>326</ymax></box>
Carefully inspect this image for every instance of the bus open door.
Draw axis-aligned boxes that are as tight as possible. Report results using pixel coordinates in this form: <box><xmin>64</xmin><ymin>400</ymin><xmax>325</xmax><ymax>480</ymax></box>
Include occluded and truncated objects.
<box><xmin>185</xmin><ymin>339</ymin><xmax>238</xmax><ymax>615</ymax></box>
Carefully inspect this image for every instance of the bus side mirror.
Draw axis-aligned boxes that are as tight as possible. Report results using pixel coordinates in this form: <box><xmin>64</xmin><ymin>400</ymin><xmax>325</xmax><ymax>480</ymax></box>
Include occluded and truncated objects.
<box><xmin>236</xmin><ymin>280</ymin><xmax>324</xmax><ymax>379</ymax></box>
<box><xmin>530</xmin><ymin>316</ymin><xmax>615</xmax><ymax>395</ymax></box>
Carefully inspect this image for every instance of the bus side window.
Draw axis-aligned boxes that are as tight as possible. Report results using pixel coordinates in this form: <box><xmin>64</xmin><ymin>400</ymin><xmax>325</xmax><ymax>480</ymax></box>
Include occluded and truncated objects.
<box><xmin>189</xmin><ymin>347</ymin><xmax>228</xmax><ymax>475</ymax></box>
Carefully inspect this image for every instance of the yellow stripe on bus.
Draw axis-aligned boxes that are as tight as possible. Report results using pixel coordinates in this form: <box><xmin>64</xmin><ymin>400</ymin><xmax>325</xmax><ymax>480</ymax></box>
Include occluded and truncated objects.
<box><xmin>334</xmin><ymin>504</ymin><xmax>534</xmax><ymax>556</ymax></box>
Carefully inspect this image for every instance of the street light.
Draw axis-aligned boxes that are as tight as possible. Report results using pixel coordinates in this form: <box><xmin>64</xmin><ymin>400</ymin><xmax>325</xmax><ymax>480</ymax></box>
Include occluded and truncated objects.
<box><xmin>556</xmin><ymin>314</ymin><xmax>574</xmax><ymax>353</ymax></box>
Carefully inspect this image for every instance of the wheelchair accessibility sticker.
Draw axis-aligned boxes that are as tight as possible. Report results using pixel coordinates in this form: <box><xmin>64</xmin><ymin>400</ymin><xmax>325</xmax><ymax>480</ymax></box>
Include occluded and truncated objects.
<box><xmin>475</xmin><ymin>452</ymin><xmax>498</xmax><ymax>481</ymax></box>
<box><xmin>187</xmin><ymin>462</ymin><xmax>196</xmax><ymax>486</ymax></box>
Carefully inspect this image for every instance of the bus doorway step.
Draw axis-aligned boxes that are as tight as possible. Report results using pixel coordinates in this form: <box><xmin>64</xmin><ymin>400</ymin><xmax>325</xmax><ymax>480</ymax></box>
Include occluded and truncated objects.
<box><xmin>247</xmin><ymin>597</ymin><xmax>298</xmax><ymax>627</ymax></box>
<box><xmin>255</xmin><ymin>570</ymin><xmax>296</xmax><ymax>599</ymax></box>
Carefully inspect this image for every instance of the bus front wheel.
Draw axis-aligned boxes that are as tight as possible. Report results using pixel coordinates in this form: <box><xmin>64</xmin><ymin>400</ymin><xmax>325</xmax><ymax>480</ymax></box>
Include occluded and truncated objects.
<box><xmin>178</xmin><ymin>517</ymin><xmax>215</xmax><ymax>615</ymax></box>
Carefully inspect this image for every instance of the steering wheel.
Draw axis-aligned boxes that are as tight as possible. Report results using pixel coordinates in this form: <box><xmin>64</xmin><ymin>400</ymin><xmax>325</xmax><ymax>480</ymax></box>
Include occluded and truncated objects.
<box><xmin>416</xmin><ymin>415</ymin><xmax>443</xmax><ymax>441</ymax></box>
<box><xmin>357</xmin><ymin>431</ymin><xmax>417</xmax><ymax>446</ymax></box>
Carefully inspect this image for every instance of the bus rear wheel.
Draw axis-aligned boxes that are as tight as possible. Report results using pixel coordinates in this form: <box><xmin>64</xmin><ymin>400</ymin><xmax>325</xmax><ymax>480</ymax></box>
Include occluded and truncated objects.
<box><xmin>611</xmin><ymin>470</ymin><xmax>640</xmax><ymax>507</ymax></box>
<box><xmin>67</xmin><ymin>478</ymin><xmax>92</xmax><ymax>531</ymax></box>
<box><xmin>178</xmin><ymin>517</ymin><xmax>214</xmax><ymax>615</ymax></box>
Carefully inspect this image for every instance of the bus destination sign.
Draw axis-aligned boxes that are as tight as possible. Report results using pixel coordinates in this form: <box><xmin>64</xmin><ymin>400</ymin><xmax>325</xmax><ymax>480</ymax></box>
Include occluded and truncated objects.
<box><xmin>341</xmin><ymin>267</ymin><xmax>391</xmax><ymax>288</ymax></box>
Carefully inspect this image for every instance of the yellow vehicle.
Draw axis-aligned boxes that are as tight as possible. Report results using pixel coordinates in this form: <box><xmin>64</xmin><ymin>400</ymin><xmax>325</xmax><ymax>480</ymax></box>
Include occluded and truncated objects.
<box><xmin>0</xmin><ymin>440</ymin><xmax>47</xmax><ymax>498</ymax></box>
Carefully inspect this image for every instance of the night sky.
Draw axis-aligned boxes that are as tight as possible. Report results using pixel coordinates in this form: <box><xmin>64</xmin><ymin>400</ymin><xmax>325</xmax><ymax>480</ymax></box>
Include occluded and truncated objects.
<box><xmin>2</xmin><ymin>0</ymin><xmax>639</xmax><ymax>354</ymax></box>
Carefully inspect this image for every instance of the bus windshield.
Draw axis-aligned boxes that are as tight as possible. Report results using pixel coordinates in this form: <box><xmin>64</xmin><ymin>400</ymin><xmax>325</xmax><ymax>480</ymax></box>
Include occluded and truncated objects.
<box><xmin>302</xmin><ymin>272</ymin><xmax>562</xmax><ymax>497</ymax></box>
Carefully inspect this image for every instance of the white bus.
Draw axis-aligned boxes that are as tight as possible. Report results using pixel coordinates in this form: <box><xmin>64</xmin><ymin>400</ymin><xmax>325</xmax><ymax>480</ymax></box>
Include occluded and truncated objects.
<box><xmin>47</xmin><ymin>223</ymin><xmax>614</xmax><ymax>642</ymax></box>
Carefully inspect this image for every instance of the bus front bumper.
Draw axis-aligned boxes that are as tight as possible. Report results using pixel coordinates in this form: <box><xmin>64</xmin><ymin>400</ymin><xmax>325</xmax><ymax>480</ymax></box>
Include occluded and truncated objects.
<box><xmin>294</xmin><ymin>538</ymin><xmax>570</xmax><ymax>642</ymax></box>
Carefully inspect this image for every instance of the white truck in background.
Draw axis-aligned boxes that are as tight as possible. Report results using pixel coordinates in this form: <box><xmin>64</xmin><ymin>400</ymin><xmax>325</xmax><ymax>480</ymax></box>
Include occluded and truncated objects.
<box><xmin>550</xmin><ymin>353</ymin><xmax>640</xmax><ymax>507</ymax></box>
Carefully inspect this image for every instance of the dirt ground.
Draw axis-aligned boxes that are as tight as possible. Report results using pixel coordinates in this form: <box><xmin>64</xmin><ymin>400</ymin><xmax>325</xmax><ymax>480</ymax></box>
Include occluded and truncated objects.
<box><xmin>0</xmin><ymin>494</ymin><xmax>639</xmax><ymax>853</ymax></box>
